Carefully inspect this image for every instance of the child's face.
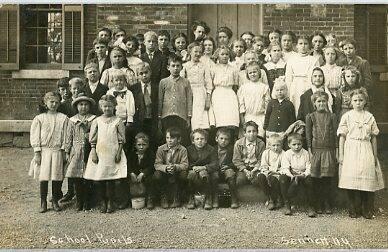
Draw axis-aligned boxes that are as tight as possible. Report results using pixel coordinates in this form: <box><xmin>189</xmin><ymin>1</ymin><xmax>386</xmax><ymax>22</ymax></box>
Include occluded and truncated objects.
<box><xmin>110</xmin><ymin>51</ymin><xmax>124</xmax><ymax>66</ymax></box>
<box><xmin>288</xmin><ymin>139</ymin><xmax>303</xmax><ymax>152</ymax></box>
<box><xmin>269</xmin><ymin>32</ymin><xmax>280</xmax><ymax>44</ymax></box>
<box><xmin>216</xmin><ymin>133</ymin><xmax>230</xmax><ymax>148</ymax></box>
<box><xmin>98</xmin><ymin>30</ymin><xmax>110</xmax><ymax>40</ymax></box>
<box><xmin>70</xmin><ymin>83</ymin><xmax>81</xmax><ymax>97</ymax></box>
<box><xmin>158</xmin><ymin>35</ymin><xmax>169</xmax><ymax>50</ymax></box>
<box><xmin>137</xmin><ymin>67</ymin><xmax>151</xmax><ymax>83</ymax></box>
<box><xmin>77</xmin><ymin>101</ymin><xmax>90</xmax><ymax>115</ymax></box>
<box><xmin>312</xmin><ymin>35</ymin><xmax>325</xmax><ymax>51</ymax></box>
<box><xmin>174</xmin><ymin>37</ymin><xmax>187</xmax><ymax>52</ymax></box>
<box><xmin>344</xmin><ymin>70</ymin><xmax>357</xmax><ymax>86</ymax></box>
<box><xmin>269</xmin><ymin>140</ymin><xmax>282</xmax><ymax>153</ymax></box>
<box><xmin>311</xmin><ymin>70</ymin><xmax>324</xmax><ymax>88</ymax></box>
<box><xmin>246</xmin><ymin>66</ymin><xmax>261</xmax><ymax>82</ymax></box>
<box><xmin>281</xmin><ymin>35</ymin><xmax>293</xmax><ymax>51</ymax></box>
<box><xmin>193</xmin><ymin>25</ymin><xmax>206</xmax><ymax>40</ymax></box>
<box><xmin>135</xmin><ymin>138</ymin><xmax>149</xmax><ymax>154</ymax></box>
<box><xmin>296</xmin><ymin>38</ymin><xmax>310</xmax><ymax>54</ymax></box>
<box><xmin>144</xmin><ymin>36</ymin><xmax>157</xmax><ymax>52</ymax></box>
<box><xmin>244</xmin><ymin>53</ymin><xmax>257</xmax><ymax>64</ymax></box>
<box><xmin>314</xmin><ymin>96</ymin><xmax>328</xmax><ymax>112</ymax></box>
<box><xmin>85</xmin><ymin>67</ymin><xmax>100</xmax><ymax>83</ymax></box>
<box><xmin>343</xmin><ymin>43</ymin><xmax>356</xmax><ymax>58</ymax></box>
<box><xmin>192</xmin><ymin>132</ymin><xmax>207</xmax><ymax>149</ymax></box>
<box><xmin>114</xmin><ymin>31</ymin><xmax>125</xmax><ymax>41</ymax></box>
<box><xmin>101</xmin><ymin>101</ymin><xmax>115</xmax><ymax>116</ymax></box>
<box><xmin>94</xmin><ymin>43</ymin><xmax>107</xmax><ymax>58</ymax></box>
<box><xmin>233</xmin><ymin>41</ymin><xmax>245</xmax><ymax>57</ymax></box>
<box><xmin>58</xmin><ymin>86</ymin><xmax>69</xmax><ymax>101</ymax></box>
<box><xmin>244</xmin><ymin>125</ymin><xmax>258</xmax><ymax>142</ymax></box>
<box><xmin>218</xmin><ymin>49</ymin><xmax>230</xmax><ymax>64</ymax></box>
<box><xmin>351</xmin><ymin>94</ymin><xmax>366</xmax><ymax>111</ymax></box>
<box><xmin>324</xmin><ymin>48</ymin><xmax>337</xmax><ymax>65</ymax></box>
<box><xmin>190</xmin><ymin>46</ymin><xmax>203</xmax><ymax>62</ymax></box>
<box><xmin>168</xmin><ymin>61</ymin><xmax>183</xmax><ymax>77</ymax></box>
<box><xmin>274</xmin><ymin>86</ymin><xmax>286</xmax><ymax>100</ymax></box>
<box><xmin>270</xmin><ymin>45</ymin><xmax>282</xmax><ymax>63</ymax></box>
<box><xmin>326</xmin><ymin>35</ymin><xmax>337</xmax><ymax>47</ymax></box>
<box><xmin>203</xmin><ymin>40</ymin><xmax>214</xmax><ymax>55</ymax></box>
<box><xmin>253</xmin><ymin>41</ymin><xmax>265</xmax><ymax>54</ymax></box>
<box><xmin>113</xmin><ymin>75</ymin><xmax>126</xmax><ymax>90</ymax></box>
<box><xmin>241</xmin><ymin>34</ymin><xmax>253</xmax><ymax>49</ymax></box>
<box><xmin>45</xmin><ymin>97</ymin><xmax>60</xmax><ymax>112</ymax></box>
<box><xmin>166</xmin><ymin>132</ymin><xmax>179</xmax><ymax>148</ymax></box>
<box><xmin>218</xmin><ymin>32</ymin><xmax>229</xmax><ymax>46</ymax></box>
<box><xmin>125</xmin><ymin>41</ymin><xmax>137</xmax><ymax>56</ymax></box>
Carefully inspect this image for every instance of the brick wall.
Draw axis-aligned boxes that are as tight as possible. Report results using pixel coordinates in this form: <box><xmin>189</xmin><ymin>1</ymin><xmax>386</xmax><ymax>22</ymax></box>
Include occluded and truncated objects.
<box><xmin>263</xmin><ymin>4</ymin><xmax>354</xmax><ymax>41</ymax></box>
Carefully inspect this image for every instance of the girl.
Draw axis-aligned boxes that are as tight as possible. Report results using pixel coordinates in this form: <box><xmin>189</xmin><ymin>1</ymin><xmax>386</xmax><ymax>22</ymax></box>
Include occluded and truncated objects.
<box><xmin>230</xmin><ymin>39</ymin><xmax>247</xmax><ymax>70</ymax></box>
<box><xmin>310</xmin><ymin>32</ymin><xmax>327</xmax><ymax>66</ymax></box>
<box><xmin>240</xmin><ymin>31</ymin><xmax>254</xmax><ymax>50</ymax></box>
<box><xmin>112</xmin><ymin>27</ymin><xmax>126</xmax><ymax>48</ymax></box>
<box><xmin>100</xmin><ymin>47</ymin><xmax>136</xmax><ymax>88</ymax></box>
<box><xmin>210</xmin><ymin>46</ymin><xmax>240</xmax><ymax>141</ymax></box>
<box><xmin>84</xmin><ymin>95</ymin><xmax>127</xmax><ymax>213</ymax></box>
<box><xmin>325</xmin><ymin>33</ymin><xmax>337</xmax><ymax>47</ymax></box>
<box><xmin>264</xmin><ymin>29</ymin><xmax>282</xmax><ymax>59</ymax></box>
<box><xmin>64</xmin><ymin>95</ymin><xmax>96</xmax><ymax>211</ymax></box>
<box><xmin>123</xmin><ymin>35</ymin><xmax>142</xmax><ymax>72</ymax></box>
<box><xmin>338</xmin><ymin>65</ymin><xmax>365</xmax><ymax>118</ymax></box>
<box><xmin>264</xmin><ymin>42</ymin><xmax>286</xmax><ymax>93</ymax></box>
<box><xmin>30</xmin><ymin>92</ymin><xmax>69</xmax><ymax>213</ymax></box>
<box><xmin>172</xmin><ymin>32</ymin><xmax>189</xmax><ymax>62</ymax></box>
<box><xmin>238</xmin><ymin>50</ymin><xmax>268</xmax><ymax>86</ymax></box>
<box><xmin>217</xmin><ymin>26</ymin><xmax>233</xmax><ymax>47</ymax></box>
<box><xmin>321</xmin><ymin>46</ymin><xmax>343</xmax><ymax>95</ymax></box>
<box><xmin>237</xmin><ymin>62</ymin><xmax>271</xmax><ymax>137</ymax></box>
<box><xmin>337</xmin><ymin>89</ymin><xmax>384</xmax><ymax>219</ymax></box>
<box><xmin>305</xmin><ymin>91</ymin><xmax>337</xmax><ymax>215</ymax></box>
<box><xmin>252</xmin><ymin>35</ymin><xmax>267</xmax><ymax>64</ymax></box>
<box><xmin>181</xmin><ymin>42</ymin><xmax>214</xmax><ymax>131</ymax></box>
<box><xmin>281</xmin><ymin>31</ymin><xmax>297</xmax><ymax>62</ymax></box>
<box><xmin>201</xmin><ymin>37</ymin><xmax>216</xmax><ymax>69</ymax></box>
<box><xmin>263</xmin><ymin>77</ymin><xmax>296</xmax><ymax>144</ymax></box>
<box><xmin>285</xmin><ymin>35</ymin><xmax>320</xmax><ymax>115</ymax></box>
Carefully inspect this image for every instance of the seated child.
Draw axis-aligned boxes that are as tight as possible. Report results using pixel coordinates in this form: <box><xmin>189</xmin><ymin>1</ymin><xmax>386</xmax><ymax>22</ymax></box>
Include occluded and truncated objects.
<box><xmin>279</xmin><ymin>133</ymin><xmax>315</xmax><ymax>217</ymax></box>
<box><xmin>260</xmin><ymin>134</ymin><xmax>285</xmax><ymax>210</ymax></box>
<box><xmin>232</xmin><ymin>121</ymin><xmax>266</xmax><ymax>188</ymax></box>
<box><xmin>215</xmin><ymin>128</ymin><xmax>239</xmax><ymax>209</ymax></box>
<box><xmin>186</xmin><ymin>129</ymin><xmax>218</xmax><ymax>210</ymax></box>
<box><xmin>154</xmin><ymin>127</ymin><xmax>189</xmax><ymax>209</ymax></box>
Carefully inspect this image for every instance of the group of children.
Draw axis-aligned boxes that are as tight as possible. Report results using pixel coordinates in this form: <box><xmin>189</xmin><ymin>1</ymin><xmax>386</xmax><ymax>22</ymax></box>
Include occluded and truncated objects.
<box><xmin>29</xmin><ymin>24</ymin><xmax>384</xmax><ymax>220</ymax></box>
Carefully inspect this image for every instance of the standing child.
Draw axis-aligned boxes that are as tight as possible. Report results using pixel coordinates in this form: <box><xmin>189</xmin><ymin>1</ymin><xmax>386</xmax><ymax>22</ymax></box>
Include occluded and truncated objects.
<box><xmin>159</xmin><ymin>54</ymin><xmax>193</xmax><ymax>146</ymax></box>
<box><xmin>217</xmin><ymin>26</ymin><xmax>233</xmax><ymax>47</ymax></box>
<box><xmin>260</xmin><ymin>134</ymin><xmax>285</xmax><ymax>210</ymax></box>
<box><xmin>84</xmin><ymin>95</ymin><xmax>127</xmax><ymax>213</ymax></box>
<box><xmin>279</xmin><ymin>133</ymin><xmax>315</xmax><ymax>217</ymax></box>
<box><xmin>86</xmin><ymin>37</ymin><xmax>112</xmax><ymax>77</ymax></box>
<box><xmin>310</xmin><ymin>32</ymin><xmax>326</xmax><ymax>66</ymax></box>
<box><xmin>201</xmin><ymin>37</ymin><xmax>216</xmax><ymax>70</ymax></box>
<box><xmin>241</xmin><ymin>31</ymin><xmax>255</xmax><ymax>50</ymax></box>
<box><xmin>83</xmin><ymin>62</ymin><xmax>109</xmax><ymax>115</ymax></box>
<box><xmin>281</xmin><ymin>31</ymin><xmax>297</xmax><ymax>63</ymax></box>
<box><xmin>172</xmin><ymin>33</ymin><xmax>189</xmax><ymax>62</ymax></box>
<box><xmin>64</xmin><ymin>95</ymin><xmax>96</xmax><ymax>211</ymax></box>
<box><xmin>252</xmin><ymin>35</ymin><xmax>267</xmax><ymax>64</ymax></box>
<box><xmin>57</xmin><ymin>77</ymin><xmax>70</xmax><ymax>103</ymax></box>
<box><xmin>285</xmin><ymin>35</ymin><xmax>320</xmax><ymax>115</ymax></box>
<box><xmin>321</xmin><ymin>46</ymin><xmax>343</xmax><ymax>96</ymax></box>
<box><xmin>237</xmin><ymin>62</ymin><xmax>271</xmax><ymax>137</ymax></box>
<box><xmin>100</xmin><ymin>47</ymin><xmax>137</xmax><ymax>88</ymax></box>
<box><xmin>338</xmin><ymin>89</ymin><xmax>384</xmax><ymax>219</ymax></box>
<box><xmin>238</xmin><ymin>50</ymin><xmax>269</xmax><ymax>86</ymax></box>
<box><xmin>123</xmin><ymin>35</ymin><xmax>143</xmax><ymax>72</ymax></box>
<box><xmin>181</xmin><ymin>42</ymin><xmax>214</xmax><ymax>131</ymax></box>
<box><xmin>158</xmin><ymin>30</ymin><xmax>173</xmax><ymax>58</ymax></box>
<box><xmin>154</xmin><ymin>127</ymin><xmax>189</xmax><ymax>208</ymax></box>
<box><xmin>305</xmin><ymin>91</ymin><xmax>338</xmax><ymax>214</ymax></box>
<box><xmin>230</xmin><ymin>39</ymin><xmax>247</xmax><ymax>70</ymax></box>
<box><xmin>264</xmin><ymin>42</ymin><xmax>286</xmax><ymax>93</ymax></box>
<box><xmin>29</xmin><ymin>92</ymin><xmax>69</xmax><ymax>213</ymax></box>
<box><xmin>187</xmin><ymin>129</ymin><xmax>219</xmax><ymax>210</ymax></box>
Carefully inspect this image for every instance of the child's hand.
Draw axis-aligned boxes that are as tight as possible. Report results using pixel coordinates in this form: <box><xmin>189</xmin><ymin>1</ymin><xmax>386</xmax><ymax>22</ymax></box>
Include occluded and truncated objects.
<box><xmin>91</xmin><ymin>149</ymin><xmax>98</xmax><ymax>164</ymax></box>
<box><xmin>34</xmin><ymin>152</ymin><xmax>41</xmax><ymax>165</ymax></box>
<box><xmin>130</xmin><ymin>173</ymin><xmax>137</xmax><ymax>183</ymax></box>
<box><xmin>166</xmin><ymin>165</ymin><xmax>175</xmax><ymax>174</ymax></box>
<box><xmin>204</xmin><ymin>96</ymin><xmax>211</xmax><ymax>111</ymax></box>
<box><xmin>66</xmin><ymin>153</ymin><xmax>71</xmax><ymax>163</ymax></box>
<box><xmin>126</xmin><ymin>122</ymin><xmax>133</xmax><ymax>127</ymax></box>
<box><xmin>115</xmin><ymin>151</ymin><xmax>121</xmax><ymax>163</ymax></box>
<box><xmin>239</xmin><ymin>114</ymin><xmax>245</xmax><ymax>127</ymax></box>
<box><xmin>244</xmin><ymin>169</ymin><xmax>252</xmax><ymax>180</ymax></box>
<box><xmin>137</xmin><ymin>173</ymin><xmax>145</xmax><ymax>182</ymax></box>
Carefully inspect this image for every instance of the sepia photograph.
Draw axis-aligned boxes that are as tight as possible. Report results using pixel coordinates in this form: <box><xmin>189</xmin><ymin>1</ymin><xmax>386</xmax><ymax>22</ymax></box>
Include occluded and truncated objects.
<box><xmin>0</xmin><ymin>1</ymin><xmax>387</xmax><ymax>249</ymax></box>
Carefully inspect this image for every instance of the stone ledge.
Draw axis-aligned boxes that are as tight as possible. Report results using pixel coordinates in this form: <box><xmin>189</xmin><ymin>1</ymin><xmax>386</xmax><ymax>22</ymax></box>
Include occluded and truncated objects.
<box><xmin>0</xmin><ymin>120</ymin><xmax>32</xmax><ymax>132</ymax></box>
<box><xmin>12</xmin><ymin>70</ymin><xmax>69</xmax><ymax>79</ymax></box>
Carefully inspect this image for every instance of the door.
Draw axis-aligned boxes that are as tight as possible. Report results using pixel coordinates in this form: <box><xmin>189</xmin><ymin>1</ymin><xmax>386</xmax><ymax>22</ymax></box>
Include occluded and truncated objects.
<box><xmin>187</xmin><ymin>4</ymin><xmax>263</xmax><ymax>42</ymax></box>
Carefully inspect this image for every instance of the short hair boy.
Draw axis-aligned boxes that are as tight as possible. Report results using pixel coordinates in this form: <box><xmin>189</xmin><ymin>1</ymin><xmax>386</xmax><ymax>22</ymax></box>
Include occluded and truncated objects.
<box><xmin>158</xmin><ymin>30</ymin><xmax>172</xmax><ymax>57</ymax></box>
<box><xmin>83</xmin><ymin>62</ymin><xmax>109</xmax><ymax>115</ymax></box>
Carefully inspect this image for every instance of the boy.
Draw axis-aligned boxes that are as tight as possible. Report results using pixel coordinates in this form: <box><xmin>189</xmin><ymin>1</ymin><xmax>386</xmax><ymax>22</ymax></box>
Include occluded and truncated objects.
<box><xmin>232</xmin><ymin>121</ymin><xmax>266</xmax><ymax>191</ymax></box>
<box><xmin>126</xmin><ymin>133</ymin><xmax>156</xmax><ymax>209</ymax></box>
<box><xmin>215</xmin><ymin>128</ymin><xmax>239</xmax><ymax>209</ymax></box>
<box><xmin>140</xmin><ymin>31</ymin><xmax>169</xmax><ymax>87</ymax></box>
<box><xmin>260</xmin><ymin>134</ymin><xmax>285</xmax><ymax>210</ymax></box>
<box><xmin>158</xmin><ymin>30</ymin><xmax>173</xmax><ymax>58</ymax></box>
<box><xmin>57</xmin><ymin>77</ymin><xmax>70</xmax><ymax>103</ymax></box>
<box><xmin>83</xmin><ymin>62</ymin><xmax>109</xmax><ymax>115</ymax></box>
<box><xmin>159</xmin><ymin>54</ymin><xmax>193</xmax><ymax>146</ymax></box>
<box><xmin>186</xmin><ymin>129</ymin><xmax>218</xmax><ymax>210</ymax></box>
<box><xmin>86</xmin><ymin>37</ymin><xmax>112</xmax><ymax>77</ymax></box>
<box><xmin>279</xmin><ymin>133</ymin><xmax>315</xmax><ymax>217</ymax></box>
<box><xmin>154</xmin><ymin>127</ymin><xmax>188</xmax><ymax>209</ymax></box>
<box><xmin>130</xmin><ymin>62</ymin><xmax>159</xmax><ymax>150</ymax></box>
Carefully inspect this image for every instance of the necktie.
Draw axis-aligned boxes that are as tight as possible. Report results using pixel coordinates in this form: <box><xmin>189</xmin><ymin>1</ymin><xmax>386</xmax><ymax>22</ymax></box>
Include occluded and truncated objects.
<box><xmin>113</xmin><ymin>90</ymin><xmax>126</xmax><ymax>98</ymax></box>
<box><xmin>143</xmin><ymin>83</ymin><xmax>152</xmax><ymax>107</ymax></box>
<box><xmin>148</xmin><ymin>53</ymin><xmax>153</xmax><ymax>61</ymax></box>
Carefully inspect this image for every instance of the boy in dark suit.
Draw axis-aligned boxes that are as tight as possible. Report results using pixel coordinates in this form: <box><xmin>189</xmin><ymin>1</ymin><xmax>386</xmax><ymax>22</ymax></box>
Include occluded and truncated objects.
<box><xmin>86</xmin><ymin>37</ymin><xmax>112</xmax><ymax>79</ymax></box>
<box><xmin>83</xmin><ymin>62</ymin><xmax>109</xmax><ymax>115</ymax></box>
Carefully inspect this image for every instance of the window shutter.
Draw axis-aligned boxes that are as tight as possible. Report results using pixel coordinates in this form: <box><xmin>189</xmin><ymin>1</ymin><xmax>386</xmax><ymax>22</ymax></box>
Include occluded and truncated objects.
<box><xmin>0</xmin><ymin>5</ymin><xmax>19</xmax><ymax>70</ymax></box>
<box><xmin>368</xmin><ymin>12</ymin><xmax>387</xmax><ymax>65</ymax></box>
<box><xmin>62</xmin><ymin>4</ymin><xmax>83</xmax><ymax>70</ymax></box>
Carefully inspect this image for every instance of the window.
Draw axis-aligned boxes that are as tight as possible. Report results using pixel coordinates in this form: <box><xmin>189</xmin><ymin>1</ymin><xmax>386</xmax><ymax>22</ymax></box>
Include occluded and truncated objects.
<box><xmin>0</xmin><ymin>4</ymin><xmax>83</xmax><ymax>71</ymax></box>
<box><xmin>367</xmin><ymin>6</ymin><xmax>387</xmax><ymax>66</ymax></box>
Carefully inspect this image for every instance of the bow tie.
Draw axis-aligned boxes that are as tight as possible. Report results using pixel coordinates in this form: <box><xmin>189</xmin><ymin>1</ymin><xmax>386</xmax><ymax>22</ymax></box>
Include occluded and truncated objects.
<box><xmin>113</xmin><ymin>90</ymin><xmax>126</xmax><ymax>98</ymax></box>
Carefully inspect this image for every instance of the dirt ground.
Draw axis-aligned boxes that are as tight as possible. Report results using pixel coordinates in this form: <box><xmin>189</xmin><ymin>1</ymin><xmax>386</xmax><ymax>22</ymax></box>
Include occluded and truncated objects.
<box><xmin>0</xmin><ymin>147</ymin><xmax>388</xmax><ymax>249</ymax></box>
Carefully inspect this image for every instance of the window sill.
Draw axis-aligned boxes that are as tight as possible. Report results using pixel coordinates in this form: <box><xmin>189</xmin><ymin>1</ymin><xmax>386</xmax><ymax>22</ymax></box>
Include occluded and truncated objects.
<box><xmin>12</xmin><ymin>70</ymin><xmax>70</xmax><ymax>79</ymax></box>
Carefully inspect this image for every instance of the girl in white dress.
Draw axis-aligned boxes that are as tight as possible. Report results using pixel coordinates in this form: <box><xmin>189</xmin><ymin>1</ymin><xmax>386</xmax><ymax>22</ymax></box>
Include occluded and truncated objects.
<box><xmin>281</xmin><ymin>31</ymin><xmax>297</xmax><ymax>63</ymax></box>
<box><xmin>181</xmin><ymin>42</ymin><xmax>214</xmax><ymax>130</ymax></box>
<box><xmin>285</xmin><ymin>35</ymin><xmax>320</xmax><ymax>115</ymax></box>
<box><xmin>30</xmin><ymin>92</ymin><xmax>69</xmax><ymax>213</ymax></box>
<box><xmin>321</xmin><ymin>46</ymin><xmax>343</xmax><ymax>95</ymax></box>
<box><xmin>337</xmin><ymin>89</ymin><xmax>384</xmax><ymax>219</ymax></box>
<box><xmin>200</xmin><ymin>37</ymin><xmax>216</xmax><ymax>70</ymax></box>
<box><xmin>84</xmin><ymin>95</ymin><xmax>127</xmax><ymax>213</ymax></box>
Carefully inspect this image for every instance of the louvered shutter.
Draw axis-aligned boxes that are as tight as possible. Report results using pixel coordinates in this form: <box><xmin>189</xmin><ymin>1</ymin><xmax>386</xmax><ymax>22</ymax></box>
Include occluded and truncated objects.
<box><xmin>62</xmin><ymin>4</ymin><xmax>83</xmax><ymax>70</ymax></box>
<box><xmin>0</xmin><ymin>5</ymin><xmax>19</xmax><ymax>70</ymax></box>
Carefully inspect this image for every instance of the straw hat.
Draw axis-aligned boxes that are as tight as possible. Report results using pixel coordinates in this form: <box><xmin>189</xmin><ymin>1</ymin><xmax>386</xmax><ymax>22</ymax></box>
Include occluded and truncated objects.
<box><xmin>72</xmin><ymin>93</ymin><xmax>95</xmax><ymax>108</ymax></box>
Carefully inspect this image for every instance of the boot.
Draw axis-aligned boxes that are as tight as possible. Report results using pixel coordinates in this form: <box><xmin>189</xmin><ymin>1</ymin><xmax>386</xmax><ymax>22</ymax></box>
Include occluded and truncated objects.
<box><xmin>212</xmin><ymin>191</ymin><xmax>219</xmax><ymax>209</ymax></box>
<box><xmin>59</xmin><ymin>178</ymin><xmax>75</xmax><ymax>203</ymax></box>
<box><xmin>146</xmin><ymin>195</ymin><xmax>154</xmax><ymax>210</ymax></box>
<box><xmin>307</xmin><ymin>207</ymin><xmax>317</xmax><ymax>218</ymax></box>
<box><xmin>228</xmin><ymin>180</ymin><xmax>239</xmax><ymax>209</ymax></box>
<box><xmin>100</xmin><ymin>200</ymin><xmax>107</xmax><ymax>213</ymax></box>
<box><xmin>98</xmin><ymin>182</ymin><xmax>107</xmax><ymax>213</ymax></box>
<box><xmin>160</xmin><ymin>193</ymin><xmax>169</xmax><ymax>209</ymax></box>
<box><xmin>39</xmin><ymin>181</ymin><xmax>48</xmax><ymax>213</ymax></box>
<box><xmin>204</xmin><ymin>193</ymin><xmax>212</xmax><ymax>210</ymax></box>
<box><xmin>107</xmin><ymin>199</ymin><xmax>115</xmax><ymax>213</ymax></box>
<box><xmin>170</xmin><ymin>183</ymin><xmax>180</xmax><ymax>208</ymax></box>
<box><xmin>187</xmin><ymin>195</ymin><xmax>195</xmax><ymax>209</ymax></box>
<box><xmin>268</xmin><ymin>199</ymin><xmax>276</xmax><ymax>210</ymax></box>
<box><xmin>106</xmin><ymin>181</ymin><xmax>115</xmax><ymax>213</ymax></box>
<box><xmin>284</xmin><ymin>202</ymin><xmax>292</xmax><ymax>215</ymax></box>
<box><xmin>117</xmin><ymin>179</ymin><xmax>129</xmax><ymax>210</ymax></box>
<box><xmin>362</xmin><ymin>192</ymin><xmax>374</xmax><ymax>219</ymax></box>
<box><xmin>74</xmin><ymin>179</ymin><xmax>84</xmax><ymax>211</ymax></box>
<box><xmin>324</xmin><ymin>200</ymin><xmax>333</xmax><ymax>214</ymax></box>
<box><xmin>275</xmin><ymin>196</ymin><xmax>284</xmax><ymax>209</ymax></box>
<box><xmin>40</xmin><ymin>199</ymin><xmax>48</xmax><ymax>213</ymax></box>
<box><xmin>52</xmin><ymin>181</ymin><xmax>62</xmax><ymax>212</ymax></box>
